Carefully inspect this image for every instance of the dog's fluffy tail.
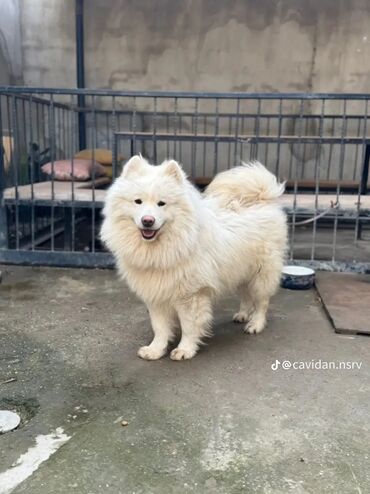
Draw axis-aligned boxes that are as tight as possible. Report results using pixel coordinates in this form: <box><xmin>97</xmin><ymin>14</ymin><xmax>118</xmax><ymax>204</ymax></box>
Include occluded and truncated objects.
<box><xmin>204</xmin><ymin>161</ymin><xmax>285</xmax><ymax>209</ymax></box>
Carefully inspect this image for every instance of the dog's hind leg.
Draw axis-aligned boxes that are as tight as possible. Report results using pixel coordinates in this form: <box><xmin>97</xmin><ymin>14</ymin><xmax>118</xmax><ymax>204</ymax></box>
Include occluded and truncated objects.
<box><xmin>244</xmin><ymin>294</ymin><xmax>269</xmax><ymax>334</ymax></box>
<box><xmin>233</xmin><ymin>283</ymin><xmax>254</xmax><ymax>323</ymax></box>
<box><xmin>244</xmin><ymin>264</ymin><xmax>281</xmax><ymax>334</ymax></box>
<box><xmin>170</xmin><ymin>291</ymin><xmax>213</xmax><ymax>361</ymax></box>
<box><xmin>138</xmin><ymin>305</ymin><xmax>176</xmax><ymax>360</ymax></box>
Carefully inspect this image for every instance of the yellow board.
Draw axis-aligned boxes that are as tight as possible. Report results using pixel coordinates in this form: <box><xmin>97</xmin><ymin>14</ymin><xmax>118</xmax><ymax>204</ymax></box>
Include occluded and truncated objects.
<box><xmin>75</xmin><ymin>148</ymin><xmax>124</xmax><ymax>165</ymax></box>
<box><xmin>103</xmin><ymin>165</ymin><xmax>113</xmax><ymax>178</ymax></box>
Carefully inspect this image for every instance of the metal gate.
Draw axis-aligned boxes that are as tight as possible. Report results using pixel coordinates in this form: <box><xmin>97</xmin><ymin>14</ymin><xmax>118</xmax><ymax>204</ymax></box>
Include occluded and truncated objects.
<box><xmin>0</xmin><ymin>87</ymin><xmax>369</xmax><ymax>271</ymax></box>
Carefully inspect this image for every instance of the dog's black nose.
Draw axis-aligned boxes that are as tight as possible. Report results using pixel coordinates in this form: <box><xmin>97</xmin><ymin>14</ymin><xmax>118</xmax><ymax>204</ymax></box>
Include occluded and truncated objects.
<box><xmin>141</xmin><ymin>215</ymin><xmax>155</xmax><ymax>228</ymax></box>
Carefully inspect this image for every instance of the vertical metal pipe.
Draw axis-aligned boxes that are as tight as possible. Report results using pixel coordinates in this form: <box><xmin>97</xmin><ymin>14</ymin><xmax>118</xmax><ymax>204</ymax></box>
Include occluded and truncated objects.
<box><xmin>276</xmin><ymin>98</ymin><xmax>283</xmax><ymax>176</ymax></box>
<box><xmin>28</xmin><ymin>95</ymin><xmax>35</xmax><ymax>250</ymax></box>
<box><xmin>76</xmin><ymin>0</ymin><xmax>86</xmax><ymax>150</ymax></box>
<box><xmin>153</xmin><ymin>96</ymin><xmax>158</xmax><ymax>163</ymax></box>
<box><xmin>0</xmin><ymin>95</ymin><xmax>9</xmax><ymax>249</ymax></box>
<box><xmin>192</xmin><ymin>97</ymin><xmax>198</xmax><ymax>178</ymax></box>
<box><xmin>173</xmin><ymin>97</ymin><xmax>178</xmax><ymax>161</ymax></box>
<box><xmin>354</xmin><ymin>100</ymin><xmax>368</xmax><ymax>241</ymax></box>
<box><xmin>289</xmin><ymin>98</ymin><xmax>304</xmax><ymax>261</ymax></box>
<box><xmin>70</xmin><ymin>94</ymin><xmax>76</xmax><ymax>251</ymax></box>
<box><xmin>233</xmin><ymin>98</ymin><xmax>240</xmax><ymax>166</ymax></box>
<box><xmin>202</xmin><ymin>114</ymin><xmax>207</xmax><ymax>176</ymax></box>
<box><xmin>213</xmin><ymin>98</ymin><xmax>219</xmax><ymax>176</ymax></box>
<box><xmin>131</xmin><ymin>96</ymin><xmax>136</xmax><ymax>158</ymax></box>
<box><xmin>91</xmin><ymin>95</ymin><xmax>96</xmax><ymax>253</ymax></box>
<box><xmin>360</xmin><ymin>143</ymin><xmax>370</xmax><ymax>195</ymax></box>
<box><xmin>11</xmin><ymin>96</ymin><xmax>20</xmax><ymax>250</ymax></box>
<box><xmin>311</xmin><ymin>98</ymin><xmax>325</xmax><ymax>261</ymax></box>
<box><xmin>49</xmin><ymin>94</ymin><xmax>55</xmax><ymax>251</ymax></box>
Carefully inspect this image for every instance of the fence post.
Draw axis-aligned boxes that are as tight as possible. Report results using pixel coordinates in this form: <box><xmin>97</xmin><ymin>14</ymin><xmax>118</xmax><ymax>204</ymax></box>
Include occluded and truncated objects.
<box><xmin>0</xmin><ymin>95</ymin><xmax>9</xmax><ymax>249</ymax></box>
<box><xmin>75</xmin><ymin>0</ymin><xmax>86</xmax><ymax>150</ymax></box>
<box><xmin>360</xmin><ymin>143</ymin><xmax>370</xmax><ymax>195</ymax></box>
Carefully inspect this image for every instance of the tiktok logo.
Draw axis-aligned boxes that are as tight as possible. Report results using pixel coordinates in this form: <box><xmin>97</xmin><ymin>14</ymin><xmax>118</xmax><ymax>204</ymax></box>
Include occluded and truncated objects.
<box><xmin>271</xmin><ymin>360</ymin><xmax>280</xmax><ymax>371</ymax></box>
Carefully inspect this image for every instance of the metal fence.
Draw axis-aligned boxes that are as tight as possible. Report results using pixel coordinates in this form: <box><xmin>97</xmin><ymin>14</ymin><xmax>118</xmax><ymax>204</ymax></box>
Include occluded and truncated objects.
<box><xmin>0</xmin><ymin>87</ymin><xmax>369</xmax><ymax>272</ymax></box>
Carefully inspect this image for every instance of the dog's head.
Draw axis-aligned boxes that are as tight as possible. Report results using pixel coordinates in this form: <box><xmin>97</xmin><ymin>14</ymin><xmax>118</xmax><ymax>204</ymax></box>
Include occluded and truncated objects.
<box><xmin>117</xmin><ymin>155</ymin><xmax>188</xmax><ymax>242</ymax></box>
<box><xmin>101</xmin><ymin>155</ymin><xmax>199</xmax><ymax>268</ymax></box>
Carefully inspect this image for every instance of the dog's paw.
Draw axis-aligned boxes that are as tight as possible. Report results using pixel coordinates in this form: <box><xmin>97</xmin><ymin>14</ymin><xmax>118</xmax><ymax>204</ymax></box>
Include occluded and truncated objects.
<box><xmin>244</xmin><ymin>319</ymin><xmax>265</xmax><ymax>334</ymax></box>
<box><xmin>233</xmin><ymin>311</ymin><xmax>249</xmax><ymax>323</ymax></box>
<box><xmin>170</xmin><ymin>347</ymin><xmax>197</xmax><ymax>361</ymax></box>
<box><xmin>137</xmin><ymin>345</ymin><xmax>165</xmax><ymax>360</ymax></box>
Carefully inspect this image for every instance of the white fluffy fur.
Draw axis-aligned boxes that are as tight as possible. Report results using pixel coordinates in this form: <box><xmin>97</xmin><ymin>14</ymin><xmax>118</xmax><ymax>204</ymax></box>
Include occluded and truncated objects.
<box><xmin>101</xmin><ymin>156</ymin><xmax>287</xmax><ymax>360</ymax></box>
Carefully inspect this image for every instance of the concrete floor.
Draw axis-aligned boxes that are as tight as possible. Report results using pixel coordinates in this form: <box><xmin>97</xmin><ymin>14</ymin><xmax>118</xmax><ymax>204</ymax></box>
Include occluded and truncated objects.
<box><xmin>0</xmin><ymin>266</ymin><xmax>369</xmax><ymax>494</ymax></box>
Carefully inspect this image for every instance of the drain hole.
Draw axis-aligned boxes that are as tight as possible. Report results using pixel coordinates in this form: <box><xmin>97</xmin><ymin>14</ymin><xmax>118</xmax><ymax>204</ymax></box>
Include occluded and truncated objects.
<box><xmin>0</xmin><ymin>397</ymin><xmax>39</xmax><ymax>432</ymax></box>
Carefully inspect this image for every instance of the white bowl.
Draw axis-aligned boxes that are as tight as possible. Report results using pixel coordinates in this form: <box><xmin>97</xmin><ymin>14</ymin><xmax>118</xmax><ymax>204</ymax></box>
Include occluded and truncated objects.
<box><xmin>281</xmin><ymin>265</ymin><xmax>315</xmax><ymax>290</ymax></box>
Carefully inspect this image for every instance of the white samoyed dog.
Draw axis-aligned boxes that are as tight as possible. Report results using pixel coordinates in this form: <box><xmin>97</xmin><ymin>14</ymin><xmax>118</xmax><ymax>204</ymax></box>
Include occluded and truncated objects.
<box><xmin>101</xmin><ymin>155</ymin><xmax>287</xmax><ymax>361</ymax></box>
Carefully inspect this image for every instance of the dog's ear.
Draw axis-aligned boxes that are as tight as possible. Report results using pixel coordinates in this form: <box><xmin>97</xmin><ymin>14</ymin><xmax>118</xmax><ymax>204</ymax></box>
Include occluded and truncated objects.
<box><xmin>122</xmin><ymin>155</ymin><xmax>146</xmax><ymax>178</ymax></box>
<box><xmin>163</xmin><ymin>160</ymin><xmax>184</xmax><ymax>183</ymax></box>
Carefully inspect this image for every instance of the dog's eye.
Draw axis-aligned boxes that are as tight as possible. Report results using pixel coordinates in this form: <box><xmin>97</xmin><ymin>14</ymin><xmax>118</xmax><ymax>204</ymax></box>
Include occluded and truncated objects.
<box><xmin>157</xmin><ymin>201</ymin><xmax>166</xmax><ymax>207</ymax></box>
<box><xmin>134</xmin><ymin>199</ymin><xmax>142</xmax><ymax>204</ymax></box>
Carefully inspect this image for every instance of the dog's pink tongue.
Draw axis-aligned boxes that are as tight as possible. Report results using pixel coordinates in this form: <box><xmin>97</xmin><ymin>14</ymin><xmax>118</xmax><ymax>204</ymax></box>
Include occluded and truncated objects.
<box><xmin>142</xmin><ymin>229</ymin><xmax>155</xmax><ymax>238</ymax></box>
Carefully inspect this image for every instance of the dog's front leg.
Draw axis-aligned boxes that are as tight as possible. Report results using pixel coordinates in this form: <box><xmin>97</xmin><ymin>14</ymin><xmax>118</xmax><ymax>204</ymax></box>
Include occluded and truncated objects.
<box><xmin>138</xmin><ymin>305</ymin><xmax>175</xmax><ymax>360</ymax></box>
<box><xmin>170</xmin><ymin>292</ymin><xmax>213</xmax><ymax>361</ymax></box>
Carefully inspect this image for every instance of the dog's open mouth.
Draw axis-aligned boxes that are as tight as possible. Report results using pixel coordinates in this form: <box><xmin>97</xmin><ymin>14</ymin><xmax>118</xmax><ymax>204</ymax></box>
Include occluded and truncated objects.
<box><xmin>140</xmin><ymin>229</ymin><xmax>159</xmax><ymax>240</ymax></box>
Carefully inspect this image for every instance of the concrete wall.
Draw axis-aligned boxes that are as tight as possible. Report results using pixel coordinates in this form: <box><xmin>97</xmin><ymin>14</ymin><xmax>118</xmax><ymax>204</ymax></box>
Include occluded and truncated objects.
<box><xmin>20</xmin><ymin>0</ymin><xmax>75</xmax><ymax>88</ymax></box>
<box><xmin>0</xmin><ymin>0</ymin><xmax>23</xmax><ymax>85</ymax></box>
<box><xmin>19</xmin><ymin>0</ymin><xmax>370</xmax><ymax>93</ymax></box>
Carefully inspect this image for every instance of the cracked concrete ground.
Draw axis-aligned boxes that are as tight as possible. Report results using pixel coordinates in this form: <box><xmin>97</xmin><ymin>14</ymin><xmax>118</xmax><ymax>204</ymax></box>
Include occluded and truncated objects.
<box><xmin>0</xmin><ymin>265</ymin><xmax>369</xmax><ymax>494</ymax></box>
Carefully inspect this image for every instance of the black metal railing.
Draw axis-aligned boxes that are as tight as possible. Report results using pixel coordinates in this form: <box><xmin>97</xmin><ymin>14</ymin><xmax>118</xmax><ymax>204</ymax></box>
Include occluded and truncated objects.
<box><xmin>0</xmin><ymin>87</ymin><xmax>369</xmax><ymax>271</ymax></box>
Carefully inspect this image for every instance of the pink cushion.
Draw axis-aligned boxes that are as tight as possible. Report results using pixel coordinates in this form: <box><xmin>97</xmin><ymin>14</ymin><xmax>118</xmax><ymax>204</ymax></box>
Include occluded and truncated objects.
<box><xmin>41</xmin><ymin>159</ymin><xmax>107</xmax><ymax>181</ymax></box>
